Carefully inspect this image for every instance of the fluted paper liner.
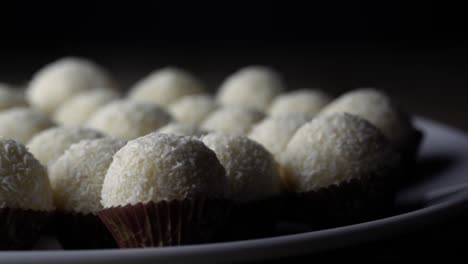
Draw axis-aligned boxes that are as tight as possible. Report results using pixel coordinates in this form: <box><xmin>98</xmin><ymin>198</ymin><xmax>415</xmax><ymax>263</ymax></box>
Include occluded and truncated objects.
<box><xmin>280</xmin><ymin>172</ymin><xmax>397</xmax><ymax>230</ymax></box>
<box><xmin>218</xmin><ymin>197</ymin><xmax>280</xmax><ymax>241</ymax></box>
<box><xmin>0</xmin><ymin>207</ymin><xmax>51</xmax><ymax>250</ymax></box>
<box><xmin>98</xmin><ymin>198</ymin><xmax>231</xmax><ymax>248</ymax></box>
<box><xmin>55</xmin><ymin>211</ymin><xmax>117</xmax><ymax>249</ymax></box>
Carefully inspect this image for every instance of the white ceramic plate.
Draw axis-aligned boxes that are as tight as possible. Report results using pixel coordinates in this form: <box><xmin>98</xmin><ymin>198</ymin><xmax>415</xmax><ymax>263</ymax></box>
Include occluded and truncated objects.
<box><xmin>2</xmin><ymin>117</ymin><xmax>468</xmax><ymax>264</ymax></box>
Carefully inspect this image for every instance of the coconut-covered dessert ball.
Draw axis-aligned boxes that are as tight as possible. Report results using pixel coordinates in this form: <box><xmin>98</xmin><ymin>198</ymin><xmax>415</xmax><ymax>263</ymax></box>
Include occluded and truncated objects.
<box><xmin>320</xmin><ymin>89</ymin><xmax>415</xmax><ymax>149</ymax></box>
<box><xmin>49</xmin><ymin>138</ymin><xmax>126</xmax><ymax>214</ymax></box>
<box><xmin>26</xmin><ymin>57</ymin><xmax>114</xmax><ymax>115</ymax></box>
<box><xmin>86</xmin><ymin>100</ymin><xmax>172</xmax><ymax>140</ymax></box>
<box><xmin>101</xmin><ymin>133</ymin><xmax>227</xmax><ymax>207</ymax></box>
<box><xmin>201</xmin><ymin>106</ymin><xmax>265</xmax><ymax>135</ymax></box>
<box><xmin>157</xmin><ymin>122</ymin><xmax>208</xmax><ymax>137</ymax></box>
<box><xmin>281</xmin><ymin>113</ymin><xmax>398</xmax><ymax>192</ymax></box>
<box><xmin>216</xmin><ymin>66</ymin><xmax>285</xmax><ymax>111</ymax></box>
<box><xmin>53</xmin><ymin>89</ymin><xmax>120</xmax><ymax>126</ymax></box>
<box><xmin>248</xmin><ymin>114</ymin><xmax>310</xmax><ymax>161</ymax></box>
<box><xmin>0</xmin><ymin>107</ymin><xmax>55</xmax><ymax>143</ymax></box>
<box><xmin>0</xmin><ymin>139</ymin><xmax>53</xmax><ymax>211</ymax></box>
<box><xmin>129</xmin><ymin>67</ymin><xmax>205</xmax><ymax>107</ymax></box>
<box><xmin>202</xmin><ymin>133</ymin><xmax>281</xmax><ymax>202</ymax></box>
<box><xmin>169</xmin><ymin>94</ymin><xmax>218</xmax><ymax>125</ymax></box>
<box><xmin>27</xmin><ymin>126</ymin><xmax>104</xmax><ymax>166</ymax></box>
<box><xmin>268</xmin><ymin>89</ymin><xmax>332</xmax><ymax>117</ymax></box>
<box><xmin>0</xmin><ymin>83</ymin><xmax>27</xmax><ymax>111</ymax></box>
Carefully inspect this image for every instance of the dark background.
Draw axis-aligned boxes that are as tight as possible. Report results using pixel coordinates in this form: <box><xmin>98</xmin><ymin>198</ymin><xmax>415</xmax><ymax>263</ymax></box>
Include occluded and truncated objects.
<box><xmin>0</xmin><ymin>1</ymin><xmax>467</xmax><ymax>132</ymax></box>
<box><xmin>1</xmin><ymin>1</ymin><xmax>468</xmax><ymax>261</ymax></box>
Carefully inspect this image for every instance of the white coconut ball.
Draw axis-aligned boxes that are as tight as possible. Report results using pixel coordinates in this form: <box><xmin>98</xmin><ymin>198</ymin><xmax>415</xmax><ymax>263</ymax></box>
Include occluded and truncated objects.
<box><xmin>101</xmin><ymin>133</ymin><xmax>227</xmax><ymax>207</ymax></box>
<box><xmin>216</xmin><ymin>66</ymin><xmax>285</xmax><ymax>111</ymax></box>
<box><xmin>202</xmin><ymin>133</ymin><xmax>281</xmax><ymax>202</ymax></box>
<box><xmin>53</xmin><ymin>89</ymin><xmax>120</xmax><ymax>126</ymax></box>
<box><xmin>129</xmin><ymin>67</ymin><xmax>205</xmax><ymax>107</ymax></box>
<box><xmin>49</xmin><ymin>137</ymin><xmax>126</xmax><ymax>214</ymax></box>
<box><xmin>268</xmin><ymin>89</ymin><xmax>332</xmax><ymax>117</ymax></box>
<box><xmin>169</xmin><ymin>94</ymin><xmax>218</xmax><ymax>125</ymax></box>
<box><xmin>281</xmin><ymin>113</ymin><xmax>398</xmax><ymax>192</ymax></box>
<box><xmin>0</xmin><ymin>107</ymin><xmax>55</xmax><ymax>144</ymax></box>
<box><xmin>0</xmin><ymin>138</ymin><xmax>53</xmax><ymax>211</ymax></box>
<box><xmin>248</xmin><ymin>114</ymin><xmax>310</xmax><ymax>161</ymax></box>
<box><xmin>0</xmin><ymin>83</ymin><xmax>27</xmax><ymax>111</ymax></box>
<box><xmin>201</xmin><ymin>106</ymin><xmax>265</xmax><ymax>135</ymax></box>
<box><xmin>157</xmin><ymin>122</ymin><xmax>208</xmax><ymax>138</ymax></box>
<box><xmin>27</xmin><ymin>126</ymin><xmax>104</xmax><ymax>166</ymax></box>
<box><xmin>320</xmin><ymin>88</ymin><xmax>415</xmax><ymax>149</ymax></box>
<box><xmin>26</xmin><ymin>57</ymin><xmax>115</xmax><ymax>115</ymax></box>
<box><xmin>86</xmin><ymin>100</ymin><xmax>172</xmax><ymax>140</ymax></box>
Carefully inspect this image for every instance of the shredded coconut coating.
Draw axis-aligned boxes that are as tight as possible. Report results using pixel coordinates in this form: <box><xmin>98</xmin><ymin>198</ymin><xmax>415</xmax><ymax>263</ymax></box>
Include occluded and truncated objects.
<box><xmin>202</xmin><ymin>133</ymin><xmax>281</xmax><ymax>202</ymax></box>
<box><xmin>86</xmin><ymin>100</ymin><xmax>172</xmax><ymax>140</ymax></box>
<box><xmin>157</xmin><ymin>123</ymin><xmax>208</xmax><ymax>138</ymax></box>
<box><xmin>201</xmin><ymin>106</ymin><xmax>265</xmax><ymax>135</ymax></box>
<box><xmin>101</xmin><ymin>133</ymin><xmax>227</xmax><ymax>207</ymax></box>
<box><xmin>269</xmin><ymin>89</ymin><xmax>332</xmax><ymax>117</ymax></box>
<box><xmin>129</xmin><ymin>67</ymin><xmax>205</xmax><ymax>107</ymax></box>
<box><xmin>248</xmin><ymin>114</ymin><xmax>310</xmax><ymax>161</ymax></box>
<box><xmin>53</xmin><ymin>89</ymin><xmax>120</xmax><ymax>126</ymax></box>
<box><xmin>27</xmin><ymin>126</ymin><xmax>104</xmax><ymax>166</ymax></box>
<box><xmin>0</xmin><ymin>107</ymin><xmax>55</xmax><ymax>144</ymax></box>
<box><xmin>169</xmin><ymin>94</ymin><xmax>218</xmax><ymax>125</ymax></box>
<box><xmin>0</xmin><ymin>139</ymin><xmax>53</xmax><ymax>211</ymax></box>
<box><xmin>320</xmin><ymin>88</ymin><xmax>414</xmax><ymax>149</ymax></box>
<box><xmin>281</xmin><ymin>113</ymin><xmax>398</xmax><ymax>192</ymax></box>
<box><xmin>216</xmin><ymin>66</ymin><xmax>285</xmax><ymax>111</ymax></box>
<box><xmin>0</xmin><ymin>83</ymin><xmax>27</xmax><ymax>111</ymax></box>
<box><xmin>26</xmin><ymin>57</ymin><xmax>115</xmax><ymax>115</ymax></box>
<box><xmin>49</xmin><ymin>138</ymin><xmax>126</xmax><ymax>213</ymax></box>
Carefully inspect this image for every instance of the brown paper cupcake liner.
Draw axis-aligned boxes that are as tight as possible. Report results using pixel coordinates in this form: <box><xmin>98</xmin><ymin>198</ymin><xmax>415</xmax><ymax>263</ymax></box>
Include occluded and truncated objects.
<box><xmin>216</xmin><ymin>196</ymin><xmax>281</xmax><ymax>242</ymax></box>
<box><xmin>280</xmin><ymin>173</ymin><xmax>397</xmax><ymax>230</ymax></box>
<box><xmin>0</xmin><ymin>207</ymin><xmax>52</xmax><ymax>250</ymax></box>
<box><xmin>55</xmin><ymin>211</ymin><xmax>117</xmax><ymax>249</ymax></box>
<box><xmin>98</xmin><ymin>198</ymin><xmax>231</xmax><ymax>248</ymax></box>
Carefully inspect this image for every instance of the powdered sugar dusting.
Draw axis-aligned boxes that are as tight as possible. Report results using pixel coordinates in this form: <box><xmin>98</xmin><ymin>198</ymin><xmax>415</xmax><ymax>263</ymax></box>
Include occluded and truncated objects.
<box><xmin>282</xmin><ymin>113</ymin><xmax>399</xmax><ymax>192</ymax></box>
<box><xmin>0</xmin><ymin>138</ymin><xmax>53</xmax><ymax>211</ymax></box>
<box><xmin>101</xmin><ymin>133</ymin><xmax>227</xmax><ymax>207</ymax></box>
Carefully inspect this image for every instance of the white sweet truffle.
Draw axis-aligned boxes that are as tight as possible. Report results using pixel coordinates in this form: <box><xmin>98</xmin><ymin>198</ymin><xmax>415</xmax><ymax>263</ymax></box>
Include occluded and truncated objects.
<box><xmin>53</xmin><ymin>89</ymin><xmax>120</xmax><ymax>126</ymax></box>
<box><xmin>268</xmin><ymin>89</ymin><xmax>332</xmax><ymax>117</ymax></box>
<box><xmin>202</xmin><ymin>133</ymin><xmax>281</xmax><ymax>202</ymax></box>
<box><xmin>0</xmin><ymin>139</ymin><xmax>53</xmax><ymax>211</ymax></box>
<box><xmin>0</xmin><ymin>107</ymin><xmax>55</xmax><ymax>144</ymax></box>
<box><xmin>169</xmin><ymin>94</ymin><xmax>218</xmax><ymax>125</ymax></box>
<box><xmin>27</xmin><ymin>126</ymin><xmax>104</xmax><ymax>166</ymax></box>
<box><xmin>86</xmin><ymin>100</ymin><xmax>172</xmax><ymax>140</ymax></box>
<box><xmin>201</xmin><ymin>106</ymin><xmax>265</xmax><ymax>135</ymax></box>
<box><xmin>26</xmin><ymin>57</ymin><xmax>114</xmax><ymax>115</ymax></box>
<box><xmin>129</xmin><ymin>67</ymin><xmax>205</xmax><ymax>107</ymax></box>
<box><xmin>216</xmin><ymin>66</ymin><xmax>285</xmax><ymax>111</ymax></box>
<box><xmin>281</xmin><ymin>113</ymin><xmax>398</xmax><ymax>192</ymax></box>
<box><xmin>248</xmin><ymin>114</ymin><xmax>310</xmax><ymax>161</ymax></box>
<box><xmin>101</xmin><ymin>133</ymin><xmax>227</xmax><ymax>207</ymax></box>
<box><xmin>157</xmin><ymin>122</ymin><xmax>208</xmax><ymax>138</ymax></box>
<box><xmin>320</xmin><ymin>89</ymin><xmax>414</xmax><ymax>148</ymax></box>
<box><xmin>0</xmin><ymin>83</ymin><xmax>27</xmax><ymax>111</ymax></box>
<box><xmin>49</xmin><ymin>138</ymin><xmax>126</xmax><ymax>214</ymax></box>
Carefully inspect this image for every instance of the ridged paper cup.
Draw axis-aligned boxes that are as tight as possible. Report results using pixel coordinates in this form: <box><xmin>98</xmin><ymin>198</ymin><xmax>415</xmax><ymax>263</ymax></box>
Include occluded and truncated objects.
<box><xmin>280</xmin><ymin>172</ymin><xmax>397</xmax><ymax>230</ymax></box>
<box><xmin>55</xmin><ymin>211</ymin><xmax>117</xmax><ymax>249</ymax></box>
<box><xmin>217</xmin><ymin>196</ymin><xmax>281</xmax><ymax>242</ymax></box>
<box><xmin>98</xmin><ymin>198</ymin><xmax>231</xmax><ymax>248</ymax></box>
<box><xmin>0</xmin><ymin>207</ymin><xmax>52</xmax><ymax>250</ymax></box>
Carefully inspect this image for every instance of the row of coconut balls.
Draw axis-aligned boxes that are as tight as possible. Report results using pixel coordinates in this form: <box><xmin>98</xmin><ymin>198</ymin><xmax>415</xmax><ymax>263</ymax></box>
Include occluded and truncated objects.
<box><xmin>0</xmin><ymin>57</ymin><xmax>414</xmax><ymax>162</ymax></box>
